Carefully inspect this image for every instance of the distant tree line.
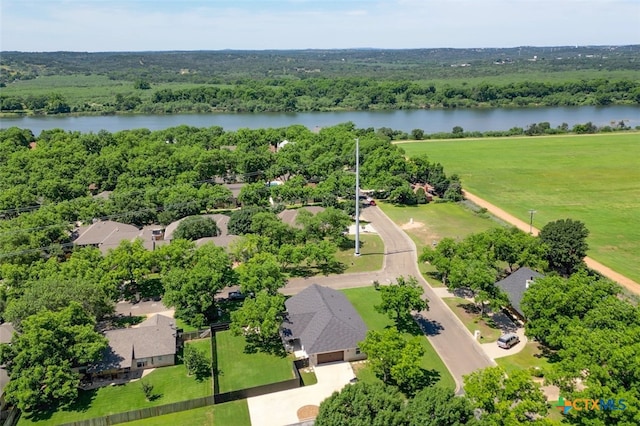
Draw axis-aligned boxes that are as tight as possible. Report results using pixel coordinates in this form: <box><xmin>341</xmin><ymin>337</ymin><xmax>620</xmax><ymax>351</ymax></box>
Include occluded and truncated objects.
<box><xmin>2</xmin><ymin>77</ymin><xmax>639</xmax><ymax>114</ymax></box>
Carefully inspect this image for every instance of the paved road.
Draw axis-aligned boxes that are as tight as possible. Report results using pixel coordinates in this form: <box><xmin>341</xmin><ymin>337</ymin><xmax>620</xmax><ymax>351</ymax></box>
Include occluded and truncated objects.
<box><xmin>282</xmin><ymin>205</ymin><xmax>495</xmax><ymax>392</ymax></box>
<box><xmin>463</xmin><ymin>190</ymin><xmax>640</xmax><ymax>295</ymax></box>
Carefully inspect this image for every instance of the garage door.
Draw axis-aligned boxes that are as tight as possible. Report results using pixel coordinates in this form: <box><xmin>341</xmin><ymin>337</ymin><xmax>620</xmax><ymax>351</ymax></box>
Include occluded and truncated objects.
<box><xmin>317</xmin><ymin>351</ymin><xmax>344</xmax><ymax>364</ymax></box>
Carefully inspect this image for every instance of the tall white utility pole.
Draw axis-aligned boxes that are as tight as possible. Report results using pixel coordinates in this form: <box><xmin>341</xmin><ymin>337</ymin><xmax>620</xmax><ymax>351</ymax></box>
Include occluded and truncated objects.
<box><xmin>355</xmin><ymin>138</ymin><xmax>360</xmax><ymax>256</ymax></box>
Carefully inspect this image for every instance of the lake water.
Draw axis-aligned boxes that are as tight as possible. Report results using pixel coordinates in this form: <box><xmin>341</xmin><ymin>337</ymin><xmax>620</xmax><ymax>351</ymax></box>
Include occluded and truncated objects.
<box><xmin>1</xmin><ymin>105</ymin><xmax>639</xmax><ymax>134</ymax></box>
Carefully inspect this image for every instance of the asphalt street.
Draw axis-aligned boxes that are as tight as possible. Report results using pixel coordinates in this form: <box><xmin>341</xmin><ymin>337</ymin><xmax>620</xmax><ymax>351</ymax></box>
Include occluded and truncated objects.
<box><xmin>283</xmin><ymin>205</ymin><xmax>495</xmax><ymax>392</ymax></box>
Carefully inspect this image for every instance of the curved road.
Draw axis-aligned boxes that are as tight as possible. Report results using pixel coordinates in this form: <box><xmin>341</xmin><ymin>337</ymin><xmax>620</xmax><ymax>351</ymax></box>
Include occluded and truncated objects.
<box><xmin>283</xmin><ymin>206</ymin><xmax>495</xmax><ymax>392</ymax></box>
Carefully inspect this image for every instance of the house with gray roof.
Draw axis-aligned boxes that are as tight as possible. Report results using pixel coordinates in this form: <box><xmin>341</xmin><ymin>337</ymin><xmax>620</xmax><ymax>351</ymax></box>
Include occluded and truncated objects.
<box><xmin>281</xmin><ymin>284</ymin><xmax>367</xmax><ymax>366</ymax></box>
<box><xmin>495</xmin><ymin>267</ymin><xmax>544</xmax><ymax>320</ymax></box>
<box><xmin>88</xmin><ymin>314</ymin><xmax>177</xmax><ymax>381</ymax></box>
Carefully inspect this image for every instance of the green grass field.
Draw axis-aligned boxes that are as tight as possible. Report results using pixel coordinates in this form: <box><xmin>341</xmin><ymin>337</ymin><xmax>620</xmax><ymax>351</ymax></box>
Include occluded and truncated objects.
<box><xmin>342</xmin><ymin>287</ymin><xmax>455</xmax><ymax>390</ymax></box>
<box><xmin>18</xmin><ymin>364</ymin><xmax>212</xmax><ymax>426</ymax></box>
<box><xmin>379</xmin><ymin>201</ymin><xmax>502</xmax><ymax>286</ymax></box>
<box><xmin>397</xmin><ymin>133</ymin><xmax>640</xmax><ymax>284</ymax></box>
<box><xmin>215</xmin><ymin>331</ymin><xmax>294</xmax><ymax>393</ymax></box>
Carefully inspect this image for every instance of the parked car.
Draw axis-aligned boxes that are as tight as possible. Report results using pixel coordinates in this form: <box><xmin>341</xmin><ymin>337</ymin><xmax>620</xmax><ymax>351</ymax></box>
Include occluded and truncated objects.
<box><xmin>497</xmin><ymin>333</ymin><xmax>520</xmax><ymax>349</ymax></box>
<box><xmin>228</xmin><ymin>291</ymin><xmax>247</xmax><ymax>300</ymax></box>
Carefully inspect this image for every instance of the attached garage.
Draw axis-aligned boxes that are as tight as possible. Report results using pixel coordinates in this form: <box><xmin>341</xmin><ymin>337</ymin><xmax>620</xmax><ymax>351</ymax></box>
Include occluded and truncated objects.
<box><xmin>317</xmin><ymin>351</ymin><xmax>344</xmax><ymax>364</ymax></box>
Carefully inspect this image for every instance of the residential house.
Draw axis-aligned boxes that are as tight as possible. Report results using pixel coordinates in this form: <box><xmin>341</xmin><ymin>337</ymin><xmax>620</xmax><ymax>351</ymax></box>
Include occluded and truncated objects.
<box><xmin>73</xmin><ymin>220</ymin><xmax>143</xmax><ymax>254</ymax></box>
<box><xmin>495</xmin><ymin>267</ymin><xmax>544</xmax><ymax>321</ymax></box>
<box><xmin>87</xmin><ymin>314</ymin><xmax>177</xmax><ymax>382</ymax></box>
<box><xmin>281</xmin><ymin>284</ymin><xmax>368</xmax><ymax>366</ymax></box>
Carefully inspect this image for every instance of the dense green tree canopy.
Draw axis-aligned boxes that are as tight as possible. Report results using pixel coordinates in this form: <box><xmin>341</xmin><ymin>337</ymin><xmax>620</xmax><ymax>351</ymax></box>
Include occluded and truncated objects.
<box><xmin>0</xmin><ymin>302</ymin><xmax>108</xmax><ymax>413</ymax></box>
<box><xmin>315</xmin><ymin>381</ymin><xmax>406</xmax><ymax>426</ymax></box>
<box><xmin>172</xmin><ymin>215</ymin><xmax>220</xmax><ymax>241</ymax></box>
<box><xmin>464</xmin><ymin>366</ymin><xmax>548</xmax><ymax>424</ymax></box>
<box><xmin>162</xmin><ymin>243</ymin><xmax>236</xmax><ymax>328</ymax></box>
<box><xmin>375</xmin><ymin>276</ymin><xmax>427</xmax><ymax>327</ymax></box>
<box><xmin>539</xmin><ymin>218</ymin><xmax>589</xmax><ymax>276</ymax></box>
<box><xmin>230</xmin><ymin>290</ymin><xmax>286</xmax><ymax>352</ymax></box>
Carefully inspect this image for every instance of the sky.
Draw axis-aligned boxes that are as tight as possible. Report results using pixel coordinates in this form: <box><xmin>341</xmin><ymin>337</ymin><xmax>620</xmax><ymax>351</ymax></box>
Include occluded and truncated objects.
<box><xmin>1</xmin><ymin>0</ymin><xmax>639</xmax><ymax>52</ymax></box>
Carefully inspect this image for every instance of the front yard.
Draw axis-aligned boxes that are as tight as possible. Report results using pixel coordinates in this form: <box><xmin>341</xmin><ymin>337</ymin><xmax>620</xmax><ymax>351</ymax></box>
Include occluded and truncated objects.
<box><xmin>215</xmin><ymin>331</ymin><xmax>295</xmax><ymax>393</ymax></box>
<box><xmin>342</xmin><ymin>286</ymin><xmax>455</xmax><ymax>390</ymax></box>
<box><xmin>442</xmin><ymin>297</ymin><xmax>502</xmax><ymax>343</ymax></box>
<box><xmin>18</xmin><ymin>364</ymin><xmax>212</xmax><ymax>426</ymax></box>
<box><xmin>335</xmin><ymin>234</ymin><xmax>384</xmax><ymax>274</ymax></box>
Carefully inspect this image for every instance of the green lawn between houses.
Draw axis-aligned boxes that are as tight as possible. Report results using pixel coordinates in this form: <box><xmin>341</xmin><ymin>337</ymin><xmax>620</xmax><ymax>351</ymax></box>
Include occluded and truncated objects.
<box><xmin>17</xmin><ymin>363</ymin><xmax>212</xmax><ymax>426</ymax></box>
<box><xmin>215</xmin><ymin>331</ymin><xmax>294</xmax><ymax>393</ymax></box>
<box><xmin>342</xmin><ymin>286</ymin><xmax>456</xmax><ymax>391</ymax></box>
<box><xmin>397</xmin><ymin>132</ymin><xmax>640</xmax><ymax>284</ymax></box>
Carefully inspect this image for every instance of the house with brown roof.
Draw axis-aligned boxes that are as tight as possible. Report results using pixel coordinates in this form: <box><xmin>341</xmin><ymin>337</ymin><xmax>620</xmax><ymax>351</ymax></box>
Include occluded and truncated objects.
<box><xmin>73</xmin><ymin>220</ymin><xmax>143</xmax><ymax>254</ymax></box>
<box><xmin>281</xmin><ymin>284</ymin><xmax>367</xmax><ymax>366</ymax></box>
<box><xmin>87</xmin><ymin>314</ymin><xmax>177</xmax><ymax>381</ymax></box>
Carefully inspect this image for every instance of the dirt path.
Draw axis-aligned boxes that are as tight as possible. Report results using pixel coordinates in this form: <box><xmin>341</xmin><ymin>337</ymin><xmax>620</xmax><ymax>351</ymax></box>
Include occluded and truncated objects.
<box><xmin>463</xmin><ymin>190</ymin><xmax>640</xmax><ymax>296</ymax></box>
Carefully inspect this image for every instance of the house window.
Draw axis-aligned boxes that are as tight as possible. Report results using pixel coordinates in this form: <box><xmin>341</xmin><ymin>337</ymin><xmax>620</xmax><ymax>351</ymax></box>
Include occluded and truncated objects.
<box><xmin>355</xmin><ymin>347</ymin><xmax>361</xmax><ymax>355</ymax></box>
<box><xmin>137</xmin><ymin>360</ymin><xmax>148</xmax><ymax>368</ymax></box>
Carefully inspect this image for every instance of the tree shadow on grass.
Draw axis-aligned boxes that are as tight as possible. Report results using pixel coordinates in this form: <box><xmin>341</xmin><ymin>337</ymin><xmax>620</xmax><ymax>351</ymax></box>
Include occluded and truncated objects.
<box><xmin>24</xmin><ymin>389</ymin><xmax>98</xmax><ymax>422</ymax></box>
<box><xmin>287</xmin><ymin>266</ymin><xmax>315</xmax><ymax>278</ymax></box>
<box><xmin>242</xmin><ymin>338</ymin><xmax>287</xmax><ymax>357</ymax></box>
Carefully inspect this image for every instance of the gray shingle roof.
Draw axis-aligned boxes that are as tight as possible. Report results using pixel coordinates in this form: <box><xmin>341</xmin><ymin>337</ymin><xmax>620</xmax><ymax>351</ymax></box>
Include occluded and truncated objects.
<box><xmin>282</xmin><ymin>284</ymin><xmax>367</xmax><ymax>355</ymax></box>
<box><xmin>277</xmin><ymin>206</ymin><xmax>325</xmax><ymax>228</ymax></box>
<box><xmin>495</xmin><ymin>267</ymin><xmax>544</xmax><ymax>317</ymax></box>
<box><xmin>73</xmin><ymin>220</ymin><xmax>142</xmax><ymax>254</ymax></box>
<box><xmin>91</xmin><ymin>314</ymin><xmax>177</xmax><ymax>372</ymax></box>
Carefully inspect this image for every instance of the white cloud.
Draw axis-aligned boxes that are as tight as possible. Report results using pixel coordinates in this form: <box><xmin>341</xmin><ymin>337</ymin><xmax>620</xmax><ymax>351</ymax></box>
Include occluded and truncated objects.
<box><xmin>1</xmin><ymin>0</ymin><xmax>638</xmax><ymax>51</ymax></box>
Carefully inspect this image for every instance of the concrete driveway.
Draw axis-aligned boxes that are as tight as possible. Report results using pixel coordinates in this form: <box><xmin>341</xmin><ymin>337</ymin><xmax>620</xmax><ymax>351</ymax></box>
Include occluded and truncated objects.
<box><xmin>247</xmin><ymin>362</ymin><xmax>355</xmax><ymax>426</ymax></box>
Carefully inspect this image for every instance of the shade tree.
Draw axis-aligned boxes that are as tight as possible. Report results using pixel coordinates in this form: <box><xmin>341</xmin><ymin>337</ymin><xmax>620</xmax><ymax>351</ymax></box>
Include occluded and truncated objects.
<box><xmin>163</xmin><ymin>243</ymin><xmax>237</xmax><ymax>328</ymax></box>
<box><xmin>0</xmin><ymin>302</ymin><xmax>108</xmax><ymax>413</ymax></box>
<box><xmin>375</xmin><ymin>276</ymin><xmax>427</xmax><ymax>328</ymax></box>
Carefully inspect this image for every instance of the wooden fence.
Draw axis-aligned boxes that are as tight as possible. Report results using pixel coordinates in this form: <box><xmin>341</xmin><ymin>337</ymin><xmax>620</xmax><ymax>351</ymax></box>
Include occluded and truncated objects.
<box><xmin>58</xmin><ymin>395</ymin><xmax>216</xmax><ymax>426</ymax></box>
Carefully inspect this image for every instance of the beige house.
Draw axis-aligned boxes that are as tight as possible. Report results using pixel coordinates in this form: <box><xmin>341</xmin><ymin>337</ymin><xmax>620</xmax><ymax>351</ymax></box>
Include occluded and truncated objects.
<box><xmin>87</xmin><ymin>314</ymin><xmax>177</xmax><ymax>381</ymax></box>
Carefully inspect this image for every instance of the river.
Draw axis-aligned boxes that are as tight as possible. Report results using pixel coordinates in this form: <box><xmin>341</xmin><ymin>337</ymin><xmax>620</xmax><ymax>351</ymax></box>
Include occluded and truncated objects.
<box><xmin>1</xmin><ymin>105</ymin><xmax>638</xmax><ymax>134</ymax></box>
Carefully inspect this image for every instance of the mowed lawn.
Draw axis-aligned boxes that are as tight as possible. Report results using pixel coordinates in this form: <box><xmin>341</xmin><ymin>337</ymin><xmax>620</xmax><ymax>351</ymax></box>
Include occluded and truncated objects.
<box><xmin>342</xmin><ymin>287</ymin><xmax>456</xmax><ymax>390</ymax></box>
<box><xmin>398</xmin><ymin>133</ymin><xmax>640</xmax><ymax>283</ymax></box>
<box><xmin>124</xmin><ymin>400</ymin><xmax>250</xmax><ymax>426</ymax></box>
<box><xmin>18</xmin><ymin>364</ymin><xmax>212</xmax><ymax>426</ymax></box>
<box><xmin>335</xmin><ymin>234</ymin><xmax>384</xmax><ymax>273</ymax></box>
<box><xmin>215</xmin><ymin>331</ymin><xmax>294</xmax><ymax>393</ymax></box>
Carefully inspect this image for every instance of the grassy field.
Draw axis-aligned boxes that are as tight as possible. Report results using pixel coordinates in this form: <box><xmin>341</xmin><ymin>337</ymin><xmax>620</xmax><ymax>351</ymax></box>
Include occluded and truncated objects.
<box><xmin>379</xmin><ymin>201</ymin><xmax>502</xmax><ymax>286</ymax></box>
<box><xmin>124</xmin><ymin>400</ymin><xmax>250</xmax><ymax>426</ymax></box>
<box><xmin>397</xmin><ymin>133</ymin><xmax>640</xmax><ymax>284</ymax></box>
<box><xmin>18</xmin><ymin>365</ymin><xmax>212</xmax><ymax>426</ymax></box>
<box><xmin>335</xmin><ymin>234</ymin><xmax>384</xmax><ymax>273</ymax></box>
<box><xmin>215</xmin><ymin>331</ymin><xmax>294</xmax><ymax>393</ymax></box>
<box><xmin>442</xmin><ymin>297</ymin><xmax>502</xmax><ymax>343</ymax></box>
<box><xmin>342</xmin><ymin>286</ymin><xmax>456</xmax><ymax>390</ymax></box>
